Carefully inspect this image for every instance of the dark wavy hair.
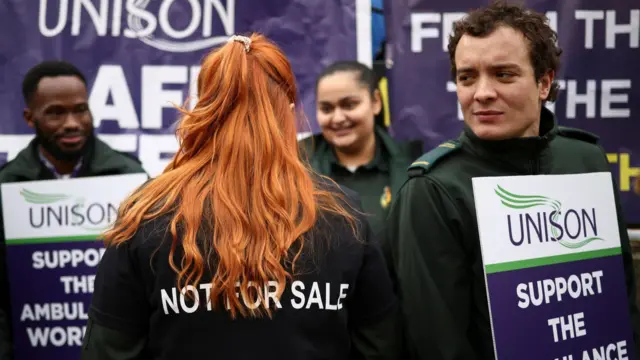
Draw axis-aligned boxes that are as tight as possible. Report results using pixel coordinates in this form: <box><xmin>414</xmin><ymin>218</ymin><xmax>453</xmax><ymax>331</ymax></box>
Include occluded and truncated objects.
<box><xmin>448</xmin><ymin>0</ymin><xmax>563</xmax><ymax>102</ymax></box>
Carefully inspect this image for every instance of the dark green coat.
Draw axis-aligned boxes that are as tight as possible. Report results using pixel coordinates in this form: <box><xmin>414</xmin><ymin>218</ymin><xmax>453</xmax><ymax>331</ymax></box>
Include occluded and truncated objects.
<box><xmin>0</xmin><ymin>137</ymin><xmax>147</xmax><ymax>360</ymax></box>
<box><xmin>300</xmin><ymin>126</ymin><xmax>422</xmax><ymax>234</ymax></box>
<box><xmin>383</xmin><ymin>108</ymin><xmax>640</xmax><ymax>360</ymax></box>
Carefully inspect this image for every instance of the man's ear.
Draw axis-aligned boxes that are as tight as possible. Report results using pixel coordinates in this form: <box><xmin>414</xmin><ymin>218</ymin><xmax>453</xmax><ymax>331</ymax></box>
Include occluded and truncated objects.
<box><xmin>538</xmin><ymin>70</ymin><xmax>554</xmax><ymax>101</ymax></box>
<box><xmin>24</xmin><ymin>108</ymin><xmax>35</xmax><ymax>128</ymax></box>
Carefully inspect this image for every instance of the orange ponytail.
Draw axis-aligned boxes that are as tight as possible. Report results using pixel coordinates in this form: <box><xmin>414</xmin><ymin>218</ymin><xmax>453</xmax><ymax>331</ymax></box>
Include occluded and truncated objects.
<box><xmin>103</xmin><ymin>33</ymin><xmax>358</xmax><ymax>319</ymax></box>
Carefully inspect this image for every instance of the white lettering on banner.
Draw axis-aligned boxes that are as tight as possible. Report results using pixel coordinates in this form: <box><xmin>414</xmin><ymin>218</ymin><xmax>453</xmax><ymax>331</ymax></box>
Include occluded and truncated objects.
<box><xmin>38</xmin><ymin>0</ymin><xmax>236</xmax><ymax>53</ymax></box>
<box><xmin>160</xmin><ymin>281</ymin><xmax>349</xmax><ymax>314</ymax></box>
<box><xmin>90</xmin><ymin>64</ymin><xmax>200</xmax><ymax>130</ymax></box>
<box><xmin>548</xmin><ymin>312</ymin><xmax>587</xmax><ymax>343</ymax></box>
<box><xmin>544</xmin><ymin>79</ymin><xmax>632</xmax><ymax>119</ymax></box>
<box><xmin>32</xmin><ymin>249</ymin><xmax>106</xmax><ymax>269</ymax></box>
<box><xmin>517</xmin><ymin>271</ymin><xmax>604</xmax><ymax>309</ymax></box>
<box><xmin>89</xmin><ymin>65</ymin><xmax>139</xmax><ymax>129</ymax></box>
<box><xmin>606</xmin><ymin>10</ymin><xmax>639</xmax><ymax>49</ymax></box>
<box><xmin>601</xmin><ymin>80</ymin><xmax>632</xmax><ymax>118</ymax></box>
<box><xmin>410</xmin><ymin>12</ymin><xmax>466</xmax><ymax>53</ymax></box>
<box><xmin>59</xmin><ymin>275</ymin><xmax>96</xmax><ymax>294</ymax></box>
<box><xmin>411</xmin><ymin>13</ymin><xmax>440</xmax><ymax>53</ymax></box>
<box><xmin>566</xmin><ymin>80</ymin><xmax>597</xmax><ymax>119</ymax></box>
<box><xmin>410</xmin><ymin>11</ymin><xmax>557</xmax><ymax>53</ymax></box>
<box><xmin>582</xmin><ymin>341</ymin><xmax>629</xmax><ymax>360</ymax></box>
<box><xmin>576</xmin><ymin>10</ymin><xmax>640</xmax><ymax>49</ymax></box>
<box><xmin>71</xmin><ymin>0</ymin><xmax>109</xmax><ymax>36</ymax></box>
<box><xmin>26</xmin><ymin>326</ymin><xmax>86</xmax><ymax>347</ymax></box>
<box><xmin>576</xmin><ymin>10</ymin><xmax>605</xmax><ymax>49</ymax></box>
<box><xmin>20</xmin><ymin>302</ymin><xmax>89</xmax><ymax>322</ymax></box>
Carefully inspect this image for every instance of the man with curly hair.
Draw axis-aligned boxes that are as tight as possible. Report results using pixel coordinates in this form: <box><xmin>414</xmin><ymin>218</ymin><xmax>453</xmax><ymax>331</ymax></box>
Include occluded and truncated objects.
<box><xmin>383</xmin><ymin>1</ymin><xmax>640</xmax><ymax>359</ymax></box>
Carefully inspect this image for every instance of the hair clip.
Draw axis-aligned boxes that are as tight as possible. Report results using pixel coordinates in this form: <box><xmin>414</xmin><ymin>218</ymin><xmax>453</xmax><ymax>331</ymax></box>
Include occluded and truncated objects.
<box><xmin>228</xmin><ymin>35</ymin><xmax>251</xmax><ymax>53</ymax></box>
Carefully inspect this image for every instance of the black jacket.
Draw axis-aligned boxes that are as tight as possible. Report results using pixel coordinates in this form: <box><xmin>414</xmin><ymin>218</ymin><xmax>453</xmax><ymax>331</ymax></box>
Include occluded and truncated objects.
<box><xmin>81</xmin><ymin>182</ymin><xmax>400</xmax><ymax>360</ymax></box>
<box><xmin>383</xmin><ymin>108</ymin><xmax>640</xmax><ymax>359</ymax></box>
<box><xmin>0</xmin><ymin>137</ymin><xmax>147</xmax><ymax>360</ymax></box>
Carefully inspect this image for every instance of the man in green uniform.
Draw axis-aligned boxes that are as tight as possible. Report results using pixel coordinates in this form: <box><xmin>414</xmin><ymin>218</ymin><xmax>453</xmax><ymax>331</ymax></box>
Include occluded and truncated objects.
<box><xmin>383</xmin><ymin>2</ymin><xmax>640</xmax><ymax>359</ymax></box>
<box><xmin>0</xmin><ymin>61</ymin><xmax>147</xmax><ymax>360</ymax></box>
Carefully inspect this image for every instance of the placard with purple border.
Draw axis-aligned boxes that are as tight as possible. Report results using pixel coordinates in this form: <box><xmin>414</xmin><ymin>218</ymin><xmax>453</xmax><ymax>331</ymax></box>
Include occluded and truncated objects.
<box><xmin>472</xmin><ymin>172</ymin><xmax>636</xmax><ymax>360</ymax></box>
<box><xmin>1</xmin><ymin>173</ymin><xmax>148</xmax><ymax>359</ymax></box>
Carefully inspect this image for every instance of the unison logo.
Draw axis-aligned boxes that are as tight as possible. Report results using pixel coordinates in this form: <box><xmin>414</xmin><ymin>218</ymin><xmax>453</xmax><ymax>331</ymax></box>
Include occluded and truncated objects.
<box><xmin>495</xmin><ymin>185</ymin><xmax>604</xmax><ymax>249</ymax></box>
<box><xmin>38</xmin><ymin>0</ymin><xmax>235</xmax><ymax>53</ymax></box>
<box><xmin>20</xmin><ymin>189</ymin><xmax>118</xmax><ymax>231</ymax></box>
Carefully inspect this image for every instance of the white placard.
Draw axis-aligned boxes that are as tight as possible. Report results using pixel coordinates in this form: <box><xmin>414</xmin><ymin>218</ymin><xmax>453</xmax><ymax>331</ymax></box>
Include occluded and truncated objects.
<box><xmin>472</xmin><ymin>172</ymin><xmax>621</xmax><ymax>267</ymax></box>
<box><xmin>1</xmin><ymin>174</ymin><xmax>148</xmax><ymax>242</ymax></box>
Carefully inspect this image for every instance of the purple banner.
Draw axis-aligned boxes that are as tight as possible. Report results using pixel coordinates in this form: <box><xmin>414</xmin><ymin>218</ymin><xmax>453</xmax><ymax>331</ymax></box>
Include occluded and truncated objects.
<box><xmin>6</xmin><ymin>241</ymin><xmax>103</xmax><ymax>359</ymax></box>
<box><xmin>486</xmin><ymin>255</ymin><xmax>635</xmax><ymax>359</ymax></box>
<box><xmin>385</xmin><ymin>0</ymin><xmax>640</xmax><ymax>225</ymax></box>
<box><xmin>0</xmin><ymin>0</ymin><xmax>363</xmax><ymax>177</ymax></box>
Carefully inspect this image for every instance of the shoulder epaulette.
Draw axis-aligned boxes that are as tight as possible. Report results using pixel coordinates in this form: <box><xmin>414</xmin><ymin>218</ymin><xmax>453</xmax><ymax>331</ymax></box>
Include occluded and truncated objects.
<box><xmin>407</xmin><ymin>140</ymin><xmax>461</xmax><ymax>177</ymax></box>
<box><xmin>557</xmin><ymin>126</ymin><xmax>599</xmax><ymax>144</ymax></box>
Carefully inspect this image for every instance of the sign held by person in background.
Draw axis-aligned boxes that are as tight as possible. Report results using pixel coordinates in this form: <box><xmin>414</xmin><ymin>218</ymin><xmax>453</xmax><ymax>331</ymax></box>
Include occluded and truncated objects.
<box><xmin>1</xmin><ymin>173</ymin><xmax>148</xmax><ymax>359</ymax></box>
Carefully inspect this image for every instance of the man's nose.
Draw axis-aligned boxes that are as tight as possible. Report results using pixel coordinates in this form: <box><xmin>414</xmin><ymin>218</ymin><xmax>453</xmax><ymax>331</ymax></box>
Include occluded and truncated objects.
<box><xmin>473</xmin><ymin>77</ymin><xmax>498</xmax><ymax>103</ymax></box>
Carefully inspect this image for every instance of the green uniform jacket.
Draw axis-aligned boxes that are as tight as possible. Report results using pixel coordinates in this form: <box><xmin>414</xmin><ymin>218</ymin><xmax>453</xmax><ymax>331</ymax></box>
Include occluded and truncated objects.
<box><xmin>300</xmin><ymin>126</ymin><xmax>422</xmax><ymax>234</ymax></box>
<box><xmin>383</xmin><ymin>108</ymin><xmax>640</xmax><ymax>360</ymax></box>
<box><xmin>0</xmin><ymin>137</ymin><xmax>147</xmax><ymax>360</ymax></box>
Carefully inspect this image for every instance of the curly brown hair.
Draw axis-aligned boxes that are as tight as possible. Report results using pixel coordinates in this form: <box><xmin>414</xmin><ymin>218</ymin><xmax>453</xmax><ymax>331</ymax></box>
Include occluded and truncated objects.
<box><xmin>447</xmin><ymin>0</ymin><xmax>563</xmax><ymax>102</ymax></box>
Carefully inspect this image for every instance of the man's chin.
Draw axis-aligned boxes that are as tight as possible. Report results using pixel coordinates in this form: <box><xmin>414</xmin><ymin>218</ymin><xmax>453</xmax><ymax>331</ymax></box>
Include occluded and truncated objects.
<box><xmin>42</xmin><ymin>143</ymin><xmax>88</xmax><ymax>163</ymax></box>
<box><xmin>57</xmin><ymin>141</ymin><xmax>86</xmax><ymax>155</ymax></box>
<box><xmin>54</xmin><ymin>151</ymin><xmax>84</xmax><ymax>163</ymax></box>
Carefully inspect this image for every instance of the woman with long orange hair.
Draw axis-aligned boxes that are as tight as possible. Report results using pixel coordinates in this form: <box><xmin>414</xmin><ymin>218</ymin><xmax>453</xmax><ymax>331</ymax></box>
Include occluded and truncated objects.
<box><xmin>81</xmin><ymin>33</ymin><xmax>399</xmax><ymax>360</ymax></box>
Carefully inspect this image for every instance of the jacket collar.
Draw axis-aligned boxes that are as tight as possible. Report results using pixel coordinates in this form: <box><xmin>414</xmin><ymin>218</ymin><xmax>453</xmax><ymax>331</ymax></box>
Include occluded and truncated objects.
<box><xmin>460</xmin><ymin>107</ymin><xmax>558</xmax><ymax>173</ymax></box>
<box><xmin>7</xmin><ymin>136</ymin><xmax>127</xmax><ymax>181</ymax></box>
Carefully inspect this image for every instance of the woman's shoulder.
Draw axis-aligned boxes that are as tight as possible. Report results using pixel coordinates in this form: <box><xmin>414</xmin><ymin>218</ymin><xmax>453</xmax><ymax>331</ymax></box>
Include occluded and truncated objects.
<box><xmin>313</xmin><ymin>173</ymin><xmax>362</xmax><ymax>211</ymax></box>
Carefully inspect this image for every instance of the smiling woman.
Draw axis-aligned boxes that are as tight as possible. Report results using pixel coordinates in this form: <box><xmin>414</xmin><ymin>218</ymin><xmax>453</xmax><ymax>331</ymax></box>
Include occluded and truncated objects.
<box><xmin>301</xmin><ymin>61</ymin><xmax>422</xmax><ymax>235</ymax></box>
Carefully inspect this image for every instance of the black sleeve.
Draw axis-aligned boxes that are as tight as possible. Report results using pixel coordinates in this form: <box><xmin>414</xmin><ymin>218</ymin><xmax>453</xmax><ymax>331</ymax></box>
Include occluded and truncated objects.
<box><xmin>89</xmin><ymin>238</ymin><xmax>149</xmax><ymax>335</ymax></box>
<box><xmin>348</xmin><ymin>221</ymin><xmax>401</xmax><ymax>360</ymax></box>
<box><xmin>383</xmin><ymin>176</ymin><xmax>477</xmax><ymax>360</ymax></box>
<box><xmin>81</xmin><ymin>318</ymin><xmax>146</xmax><ymax>360</ymax></box>
<box><xmin>350</xmin><ymin>306</ymin><xmax>401</xmax><ymax>360</ymax></box>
